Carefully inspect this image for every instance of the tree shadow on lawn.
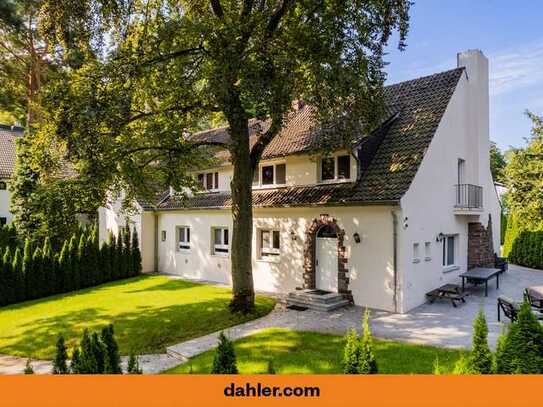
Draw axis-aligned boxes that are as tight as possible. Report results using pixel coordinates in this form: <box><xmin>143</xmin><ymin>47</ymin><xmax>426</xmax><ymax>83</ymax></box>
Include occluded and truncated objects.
<box><xmin>123</xmin><ymin>279</ymin><xmax>208</xmax><ymax>294</ymax></box>
<box><xmin>0</xmin><ymin>297</ymin><xmax>273</xmax><ymax>359</ymax></box>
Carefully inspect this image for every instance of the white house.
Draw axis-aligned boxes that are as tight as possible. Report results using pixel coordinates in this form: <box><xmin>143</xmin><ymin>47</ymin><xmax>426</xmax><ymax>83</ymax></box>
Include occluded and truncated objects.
<box><xmin>0</xmin><ymin>125</ymin><xmax>24</xmax><ymax>225</ymax></box>
<box><xmin>99</xmin><ymin>49</ymin><xmax>501</xmax><ymax>313</ymax></box>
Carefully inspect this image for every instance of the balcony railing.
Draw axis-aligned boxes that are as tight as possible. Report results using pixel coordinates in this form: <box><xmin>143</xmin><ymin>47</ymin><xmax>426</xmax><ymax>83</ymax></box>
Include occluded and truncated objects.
<box><xmin>455</xmin><ymin>184</ymin><xmax>483</xmax><ymax>210</ymax></box>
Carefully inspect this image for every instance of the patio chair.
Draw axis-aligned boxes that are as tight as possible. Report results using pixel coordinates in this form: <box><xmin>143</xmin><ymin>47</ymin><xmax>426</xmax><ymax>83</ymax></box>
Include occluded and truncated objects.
<box><xmin>497</xmin><ymin>296</ymin><xmax>520</xmax><ymax>322</ymax></box>
<box><xmin>494</xmin><ymin>254</ymin><xmax>508</xmax><ymax>274</ymax></box>
<box><xmin>524</xmin><ymin>288</ymin><xmax>543</xmax><ymax>313</ymax></box>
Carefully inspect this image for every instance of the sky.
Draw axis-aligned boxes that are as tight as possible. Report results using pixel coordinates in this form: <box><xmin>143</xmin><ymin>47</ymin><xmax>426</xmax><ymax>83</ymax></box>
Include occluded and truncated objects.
<box><xmin>383</xmin><ymin>0</ymin><xmax>543</xmax><ymax>151</ymax></box>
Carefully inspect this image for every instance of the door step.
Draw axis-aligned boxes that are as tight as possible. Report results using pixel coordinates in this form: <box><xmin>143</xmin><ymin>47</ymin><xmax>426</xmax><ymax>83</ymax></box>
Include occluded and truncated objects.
<box><xmin>286</xmin><ymin>289</ymin><xmax>350</xmax><ymax>312</ymax></box>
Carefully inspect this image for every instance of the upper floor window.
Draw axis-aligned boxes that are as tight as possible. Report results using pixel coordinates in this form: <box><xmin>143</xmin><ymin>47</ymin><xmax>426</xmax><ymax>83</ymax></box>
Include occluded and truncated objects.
<box><xmin>177</xmin><ymin>226</ymin><xmax>190</xmax><ymax>250</ymax></box>
<box><xmin>253</xmin><ymin>163</ymin><xmax>286</xmax><ymax>187</ymax></box>
<box><xmin>197</xmin><ymin>171</ymin><xmax>219</xmax><ymax>191</ymax></box>
<box><xmin>0</xmin><ymin>181</ymin><xmax>6</xmax><ymax>190</ymax></box>
<box><xmin>212</xmin><ymin>227</ymin><xmax>229</xmax><ymax>256</ymax></box>
<box><xmin>319</xmin><ymin>155</ymin><xmax>351</xmax><ymax>182</ymax></box>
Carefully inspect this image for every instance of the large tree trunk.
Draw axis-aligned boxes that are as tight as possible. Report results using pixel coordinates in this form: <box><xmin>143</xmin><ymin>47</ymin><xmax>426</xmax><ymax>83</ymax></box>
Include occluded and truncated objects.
<box><xmin>228</xmin><ymin>114</ymin><xmax>255</xmax><ymax>313</ymax></box>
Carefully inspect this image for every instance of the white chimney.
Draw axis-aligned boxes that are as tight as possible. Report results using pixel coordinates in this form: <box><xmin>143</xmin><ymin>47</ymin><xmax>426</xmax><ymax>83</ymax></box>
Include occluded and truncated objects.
<box><xmin>457</xmin><ymin>49</ymin><xmax>489</xmax><ymax>185</ymax></box>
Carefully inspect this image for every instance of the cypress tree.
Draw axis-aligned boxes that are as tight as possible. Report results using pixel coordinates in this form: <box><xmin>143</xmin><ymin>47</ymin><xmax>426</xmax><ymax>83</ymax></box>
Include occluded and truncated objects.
<box><xmin>127</xmin><ymin>352</ymin><xmax>142</xmax><ymax>374</ymax></box>
<box><xmin>86</xmin><ymin>230</ymin><xmax>99</xmax><ymax>286</ymax></box>
<box><xmin>22</xmin><ymin>238</ymin><xmax>32</xmax><ymax>300</ymax></box>
<box><xmin>79</xmin><ymin>329</ymin><xmax>98</xmax><ymax>373</ymax></box>
<box><xmin>32</xmin><ymin>247</ymin><xmax>43</xmax><ymax>298</ymax></box>
<box><xmin>123</xmin><ymin>227</ymin><xmax>131</xmax><ymax>278</ymax></box>
<box><xmin>359</xmin><ymin>309</ymin><xmax>378</xmax><ymax>374</ymax></box>
<box><xmin>110</xmin><ymin>232</ymin><xmax>119</xmax><ymax>280</ymax></box>
<box><xmin>495</xmin><ymin>328</ymin><xmax>510</xmax><ymax>373</ymax></box>
<box><xmin>116</xmin><ymin>232</ymin><xmax>124</xmax><ymax>279</ymax></box>
<box><xmin>468</xmin><ymin>310</ymin><xmax>493</xmax><ymax>374</ymax></box>
<box><xmin>12</xmin><ymin>247</ymin><xmax>24</xmax><ymax>302</ymax></box>
<box><xmin>57</xmin><ymin>240</ymin><xmax>69</xmax><ymax>293</ymax></box>
<box><xmin>68</xmin><ymin>234</ymin><xmax>79</xmax><ymax>291</ymax></box>
<box><xmin>101</xmin><ymin>324</ymin><xmax>121</xmax><ymax>374</ymax></box>
<box><xmin>78</xmin><ymin>233</ymin><xmax>89</xmax><ymax>288</ymax></box>
<box><xmin>343</xmin><ymin>328</ymin><xmax>360</xmax><ymax>374</ymax></box>
<box><xmin>52</xmin><ymin>335</ymin><xmax>69</xmax><ymax>374</ymax></box>
<box><xmin>211</xmin><ymin>332</ymin><xmax>238</xmax><ymax>374</ymax></box>
<box><xmin>2</xmin><ymin>247</ymin><xmax>14</xmax><ymax>305</ymax></box>
<box><xmin>70</xmin><ymin>346</ymin><xmax>82</xmax><ymax>374</ymax></box>
<box><xmin>266</xmin><ymin>359</ymin><xmax>276</xmax><ymax>374</ymax></box>
<box><xmin>0</xmin><ymin>248</ymin><xmax>6</xmax><ymax>307</ymax></box>
<box><xmin>131</xmin><ymin>228</ymin><xmax>142</xmax><ymax>276</ymax></box>
<box><xmin>100</xmin><ymin>242</ymin><xmax>111</xmax><ymax>283</ymax></box>
<box><xmin>91</xmin><ymin>332</ymin><xmax>106</xmax><ymax>373</ymax></box>
<box><xmin>42</xmin><ymin>237</ymin><xmax>54</xmax><ymax>296</ymax></box>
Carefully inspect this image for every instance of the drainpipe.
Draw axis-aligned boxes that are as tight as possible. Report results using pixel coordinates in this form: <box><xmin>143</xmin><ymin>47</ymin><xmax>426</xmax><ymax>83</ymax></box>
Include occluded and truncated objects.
<box><xmin>391</xmin><ymin>210</ymin><xmax>399</xmax><ymax>313</ymax></box>
<box><xmin>153</xmin><ymin>211</ymin><xmax>159</xmax><ymax>273</ymax></box>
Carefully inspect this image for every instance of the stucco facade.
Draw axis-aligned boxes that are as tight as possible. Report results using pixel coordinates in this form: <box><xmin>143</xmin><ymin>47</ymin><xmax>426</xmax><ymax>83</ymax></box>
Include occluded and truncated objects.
<box><xmin>0</xmin><ymin>179</ymin><xmax>11</xmax><ymax>225</ymax></box>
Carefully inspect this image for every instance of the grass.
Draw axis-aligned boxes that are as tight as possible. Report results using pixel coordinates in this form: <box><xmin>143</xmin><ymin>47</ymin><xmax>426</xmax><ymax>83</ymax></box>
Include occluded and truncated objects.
<box><xmin>0</xmin><ymin>275</ymin><xmax>275</xmax><ymax>359</ymax></box>
<box><xmin>165</xmin><ymin>328</ymin><xmax>466</xmax><ymax>374</ymax></box>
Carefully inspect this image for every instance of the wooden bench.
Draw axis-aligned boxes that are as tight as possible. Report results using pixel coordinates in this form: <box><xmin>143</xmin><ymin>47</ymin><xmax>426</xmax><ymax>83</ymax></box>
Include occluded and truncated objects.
<box><xmin>426</xmin><ymin>284</ymin><xmax>467</xmax><ymax>307</ymax></box>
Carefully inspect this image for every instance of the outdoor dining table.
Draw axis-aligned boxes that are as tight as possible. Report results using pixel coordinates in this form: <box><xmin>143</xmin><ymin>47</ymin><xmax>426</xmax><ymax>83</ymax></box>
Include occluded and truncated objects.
<box><xmin>460</xmin><ymin>267</ymin><xmax>501</xmax><ymax>297</ymax></box>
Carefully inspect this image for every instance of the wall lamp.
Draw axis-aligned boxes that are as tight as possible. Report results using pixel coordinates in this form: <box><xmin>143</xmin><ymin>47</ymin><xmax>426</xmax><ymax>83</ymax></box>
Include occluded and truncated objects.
<box><xmin>290</xmin><ymin>229</ymin><xmax>297</xmax><ymax>241</ymax></box>
<box><xmin>353</xmin><ymin>232</ymin><xmax>361</xmax><ymax>244</ymax></box>
<box><xmin>436</xmin><ymin>233</ymin><xmax>445</xmax><ymax>242</ymax></box>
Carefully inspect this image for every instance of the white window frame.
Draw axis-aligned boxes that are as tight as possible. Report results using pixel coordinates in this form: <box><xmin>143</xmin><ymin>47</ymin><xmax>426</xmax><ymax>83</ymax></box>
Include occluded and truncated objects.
<box><xmin>197</xmin><ymin>171</ymin><xmax>220</xmax><ymax>192</ymax></box>
<box><xmin>442</xmin><ymin>234</ymin><xmax>458</xmax><ymax>271</ymax></box>
<box><xmin>318</xmin><ymin>154</ymin><xmax>351</xmax><ymax>183</ymax></box>
<box><xmin>412</xmin><ymin>243</ymin><xmax>420</xmax><ymax>263</ymax></box>
<box><xmin>258</xmin><ymin>229</ymin><xmax>281</xmax><ymax>259</ymax></box>
<box><xmin>424</xmin><ymin>242</ymin><xmax>432</xmax><ymax>261</ymax></box>
<box><xmin>177</xmin><ymin>226</ymin><xmax>190</xmax><ymax>251</ymax></box>
<box><xmin>212</xmin><ymin>227</ymin><xmax>229</xmax><ymax>256</ymax></box>
<box><xmin>253</xmin><ymin>162</ymin><xmax>287</xmax><ymax>188</ymax></box>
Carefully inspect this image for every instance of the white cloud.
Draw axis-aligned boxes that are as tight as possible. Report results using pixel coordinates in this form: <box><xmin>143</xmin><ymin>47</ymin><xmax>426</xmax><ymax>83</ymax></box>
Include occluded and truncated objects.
<box><xmin>489</xmin><ymin>40</ymin><xmax>543</xmax><ymax>96</ymax></box>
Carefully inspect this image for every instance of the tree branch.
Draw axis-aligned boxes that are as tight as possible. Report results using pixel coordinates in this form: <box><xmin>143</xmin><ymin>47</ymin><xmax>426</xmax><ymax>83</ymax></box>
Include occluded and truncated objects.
<box><xmin>249</xmin><ymin>118</ymin><xmax>282</xmax><ymax>170</ymax></box>
<box><xmin>210</xmin><ymin>0</ymin><xmax>224</xmax><ymax>18</ymax></box>
<box><xmin>123</xmin><ymin>140</ymin><xmax>226</xmax><ymax>156</ymax></box>
<box><xmin>139</xmin><ymin>46</ymin><xmax>204</xmax><ymax>67</ymax></box>
<box><xmin>266</xmin><ymin>0</ymin><xmax>295</xmax><ymax>36</ymax></box>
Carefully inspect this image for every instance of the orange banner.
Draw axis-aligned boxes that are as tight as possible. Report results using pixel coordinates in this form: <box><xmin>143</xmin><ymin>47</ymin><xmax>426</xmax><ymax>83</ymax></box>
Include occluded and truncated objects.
<box><xmin>1</xmin><ymin>375</ymin><xmax>541</xmax><ymax>407</ymax></box>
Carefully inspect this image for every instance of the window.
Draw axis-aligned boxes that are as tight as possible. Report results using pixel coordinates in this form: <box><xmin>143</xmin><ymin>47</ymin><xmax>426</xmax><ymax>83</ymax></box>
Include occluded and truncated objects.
<box><xmin>457</xmin><ymin>158</ymin><xmax>465</xmax><ymax>184</ymax></box>
<box><xmin>259</xmin><ymin>229</ymin><xmax>280</xmax><ymax>258</ymax></box>
<box><xmin>442</xmin><ymin>235</ymin><xmax>456</xmax><ymax>267</ymax></box>
<box><xmin>197</xmin><ymin>171</ymin><xmax>219</xmax><ymax>191</ymax></box>
<box><xmin>177</xmin><ymin>226</ymin><xmax>190</xmax><ymax>250</ymax></box>
<box><xmin>254</xmin><ymin>163</ymin><xmax>286</xmax><ymax>187</ymax></box>
<box><xmin>319</xmin><ymin>155</ymin><xmax>351</xmax><ymax>182</ymax></box>
<box><xmin>412</xmin><ymin>243</ymin><xmax>420</xmax><ymax>263</ymax></box>
<box><xmin>0</xmin><ymin>181</ymin><xmax>6</xmax><ymax>190</ymax></box>
<box><xmin>161</xmin><ymin>230</ymin><xmax>167</xmax><ymax>242</ymax></box>
<box><xmin>0</xmin><ymin>217</ymin><xmax>6</xmax><ymax>226</ymax></box>
<box><xmin>212</xmin><ymin>227</ymin><xmax>229</xmax><ymax>255</ymax></box>
<box><xmin>424</xmin><ymin>242</ymin><xmax>432</xmax><ymax>261</ymax></box>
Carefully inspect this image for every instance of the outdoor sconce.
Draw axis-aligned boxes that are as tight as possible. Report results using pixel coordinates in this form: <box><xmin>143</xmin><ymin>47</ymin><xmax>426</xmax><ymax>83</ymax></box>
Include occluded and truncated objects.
<box><xmin>353</xmin><ymin>232</ymin><xmax>361</xmax><ymax>244</ymax></box>
<box><xmin>290</xmin><ymin>229</ymin><xmax>297</xmax><ymax>241</ymax></box>
<box><xmin>436</xmin><ymin>233</ymin><xmax>444</xmax><ymax>242</ymax></box>
<box><xmin>403</xmin><ymin>217</ymin><xmax>408</xmax><ymax>229</ymax></box>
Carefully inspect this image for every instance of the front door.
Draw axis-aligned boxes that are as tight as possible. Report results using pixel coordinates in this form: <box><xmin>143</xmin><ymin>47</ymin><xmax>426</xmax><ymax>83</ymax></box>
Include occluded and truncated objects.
<box><xmin>316</xmin><ymin>237</ymin><xmax>338</xmax><ymax>292</ymax></box>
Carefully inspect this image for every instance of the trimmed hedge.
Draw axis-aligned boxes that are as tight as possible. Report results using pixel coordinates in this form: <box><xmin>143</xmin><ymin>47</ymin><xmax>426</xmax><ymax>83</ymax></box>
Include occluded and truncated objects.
<box><xmin>503</xmin><ymin>214</ymin><xmax>543</xmax><ymax>270</ymax></box>
<box><xmin>0</xmin><ymin>227</ymin><xmax>142</xmax><ymax>307</ymax></box>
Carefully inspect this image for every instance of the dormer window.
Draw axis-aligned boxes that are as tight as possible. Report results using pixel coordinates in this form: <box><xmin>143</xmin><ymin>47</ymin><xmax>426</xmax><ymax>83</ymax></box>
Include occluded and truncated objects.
<box><xmin>253</xmin><ymin>163</ymin><xmax>286</xmax><ymax>187</ymax></box>
<box><xmin>319</xmin><ymin>154</ymin><xmax>351</xmax><ymax>182</ymax></box>
<box><xmin>197</xmin><ymin>171</ymin><xmax>219</xmax><ymax>191</ymax></box>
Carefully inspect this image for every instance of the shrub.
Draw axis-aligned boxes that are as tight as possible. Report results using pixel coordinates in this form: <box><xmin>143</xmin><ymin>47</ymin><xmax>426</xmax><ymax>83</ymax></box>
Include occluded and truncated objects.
<box><xmin>131</xmin><ymin>228</ymin><xmax>142</xmax><ymax>276</ymax></box>
<box><xmin>266</xmin><ymin>359</ymin><xmax>276</xmax><ymax>374</ymax></box>
<box><xmin>211</xmin><ymin>332</ymin><xmax>238</xmax><ymax>374</ymax></box>
<box><xmin>52</xmin><ymin>335</ymin><xmax>69</xmax><ymax>374</ymax></box>
<box><xmin>452</xmin><ymin>354</ymin><xmax>472</xmax><ymax>374</ymax></box>
<box><xmin>12</xmin><ymin>247</ymin><xmax>24</xmax><ymax>302</ymax></box>
<box><xmin>22</xmin><ymin>239</ymin><xmax>33</xmax><ymax>299</ymax></box>
<box><xmin>32</xmin><ymin>247</ymin><xmax>43</xmax><ymax>299</ymax></box>
<box><xmin>70</xmin><ymin>346</ymin><xmax>82</xmax><ymax>374</ymax></box>
<box><xmin>432</xmin><ymin>357</ymin><xmax>443</xmax><ymax>375</ymax></box>
<box><xmin>68</xmin><ymin>234</ymin><xmax>79</xmax><ymax>291</ymax></box>
<box><xmin>468</xmin><ymin>310</ymin><xmax>493</xmax><ymax>374</ymax></box>
<box><xmin>342</xmin><ymin>328</ymin><xmax>360</xmax><ymax>374</ymax></box>
<box><xmin>42</xmin><ymin>237</ymin><xmax>54</xmax><ymax>296</ymax></box>
<box><xmin>359</xmin><ymin>309</ymin><xmax>378</xmax><ymax>374</ymax></box>
<box><xmin>101</xmin><ymin>324</ymin><xmax>122</xmax><ymax>374</ymax></box>
<box><xmin>79</xmin><ymin>329</ymin><xmax>99</xmax><ymax>373</ymax></box>
<box><xmin>24</xmin><ymin>358</ymin><xmax>34</xmax><ymax>374</ymax></box>
<box><xmin>127</xmin><ymin>352</ymin><xmax>143</xmax><ymax>374</ymax></box>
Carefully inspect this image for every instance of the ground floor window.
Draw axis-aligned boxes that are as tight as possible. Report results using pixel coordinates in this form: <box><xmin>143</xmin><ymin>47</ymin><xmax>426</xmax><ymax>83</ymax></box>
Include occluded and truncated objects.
<box><xmin>212</xmin><ymin>227</ymin><xmax>229</xmax><ymax>255</ymax></box>
<box><xmin>177</xmin><ymin>226</ymin><xmax>190</xmax><ymax>250</ymax></box>
<box><xmin>258</xmin><ymin>229</ymin><xmax>280</xmax><ymax>258</ymax></box>
<box><xmin>442</xmin><ymin>235</ymin><xmax>456</xmax><ymax>267</ymax></box>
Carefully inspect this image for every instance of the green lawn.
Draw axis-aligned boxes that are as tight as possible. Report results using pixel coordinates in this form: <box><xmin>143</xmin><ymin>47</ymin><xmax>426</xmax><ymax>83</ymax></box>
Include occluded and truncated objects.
<box><xmin>165</xmin><ymin>328</ymin><xmax>465</xmax><ymax>374</ymax></box>
<box><xmin>0</xmin><ymin>275</ymin><xmax>275</xmax><ymax>359</ymax></box>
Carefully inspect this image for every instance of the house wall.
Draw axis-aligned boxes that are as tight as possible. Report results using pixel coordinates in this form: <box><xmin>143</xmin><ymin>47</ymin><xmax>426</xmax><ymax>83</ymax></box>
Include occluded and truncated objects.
<box><xmin>0</xmin><ymin>179</ymin><xmax>12</xmax><ymax>224</ymax></box>
<box><xmin>98</xmin><ymin>194</ymin><xmax>156</xmax><ymax>273</ymax></box>
<box><xmin>398</xmin><ymin>50</ymin><xmax>501</xmax><ymax>312</ymax></box>
<box><xmin>156</xmin><ymin>205</ymin><xmax>397</xmax><ymax>311</ymax></box>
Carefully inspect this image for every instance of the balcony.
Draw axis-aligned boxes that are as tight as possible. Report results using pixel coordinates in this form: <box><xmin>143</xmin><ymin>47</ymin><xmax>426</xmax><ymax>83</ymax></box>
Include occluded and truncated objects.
<box><xmin>454</xmin><ymin>184</ymin><xmax>483</xmax><ymax>215</ymax></box>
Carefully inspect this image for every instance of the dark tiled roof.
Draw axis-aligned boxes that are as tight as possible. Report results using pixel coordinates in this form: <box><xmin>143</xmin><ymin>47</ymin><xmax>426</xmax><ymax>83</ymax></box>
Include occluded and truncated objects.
<box><xmin>0</xmin><ymin>125</ymin><xmax>24</xmax><ymax>178</ymax></box>
<box><xmin>157</xmin><ymin>182</ymin><xmax>394</xmax><ymax>210</ymax></box>
<box><xmin>157</xmin><ymin>67</ymin><xmax>464</xmax><ymax>210</ymax></box>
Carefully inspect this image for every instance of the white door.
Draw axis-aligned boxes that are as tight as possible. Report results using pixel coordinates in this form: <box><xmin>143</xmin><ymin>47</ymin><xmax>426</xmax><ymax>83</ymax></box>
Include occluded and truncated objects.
<box><xmin>316</xmin><ymin>237</ymin><xmax>338</xmax><ymax>292</ymax></box>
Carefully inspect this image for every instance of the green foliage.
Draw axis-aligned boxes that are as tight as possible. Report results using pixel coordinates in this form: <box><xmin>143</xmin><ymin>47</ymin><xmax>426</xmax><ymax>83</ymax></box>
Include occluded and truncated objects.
<box><xmin>24</xmin><ymin>358</ymin><xmax>34</xmax><ymax>374</ymax></box>
<box><xmin>127</xmin><ymin>352</ymin><xmax>142</xmax><ymax>374</ymax></box>
<box><xmin>490</xmin><ymin>141</ymin><xmax>507</xmax><ymax>183</ymax></box>
<box><xmin>12</xmin><ymin>247</ymin><xmax>24</xmax><ymax>302</ymax></box>
<box><xmin>508</xmin><ymin>229</ymin><xmax>543</xmax><ymax>270</ymax></box>
<box><xmin>432</xmin><ymin>357</ymin><xmax>443</xmax><ymax>375</ymax></box>
<box><xmin>131</xmin><ymin>228</ymin><xmax>142</xmax><ymax>277</ymax></box>
<box><xmin>359</xmin><ymin>309</ymin><xmax>378</xmax><ymax>374</ymax></box>
<box><xmin>0</xmin><ymin>223</ymin><xmax>18</xmax><ymax>249</ymax></box>
<box><xmin>101</xmin><ymin>324</ymin><xmax>122</xmax><ymax>374</ymax></box>
<box><xmin>70</xmin><ymin>346</ymin><xmax>81</xmax><ymax>374</ymax></box>
<box><xmin>500</xmin><ymin>211</ymin><xmax>507</xmax><ymax>246</ymax></box>
<box><xmin>212</xmin><ymin>332</ymin><xmax>238</xmax><ymax>374</ymax></box>
<box><xmin>468</xmin><ymin>310</ymin><xmax>493</xmax><ymax>374</ymax></box>
<box><xmin>452</xmin><ymin>354</ymin><xmax>472</xmax><ymax>375</ymax></box>
<box><xmin>266</xmin><ymin>359</ymin><xmax>276</xmax><ymax>374</ymax></box>
<box><xmin>494</xmin><ymin>302</ymin><xmax>543</xmax><ymax>374</ymax></box>
<box><xmin>52</xmin><ymin>335</ymin><xmax>69</xmax><ymax>374</ymax></box>
<box><xmin>342</xmin><ymin>328</ymin><xmax>360</xmax><ymax>374</ymax></box>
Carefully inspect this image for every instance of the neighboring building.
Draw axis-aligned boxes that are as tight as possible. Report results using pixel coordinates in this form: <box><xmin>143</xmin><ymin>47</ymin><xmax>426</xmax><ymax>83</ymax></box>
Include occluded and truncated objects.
<box><xmin>99</xmin><ymin>49</ymin><xmax>501</xmax><ymax>313</ymax></box>
<box><xmin>0</xmin><ymin>124</ymin><xmax>24</xmax><ymax>225</ymax></box>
